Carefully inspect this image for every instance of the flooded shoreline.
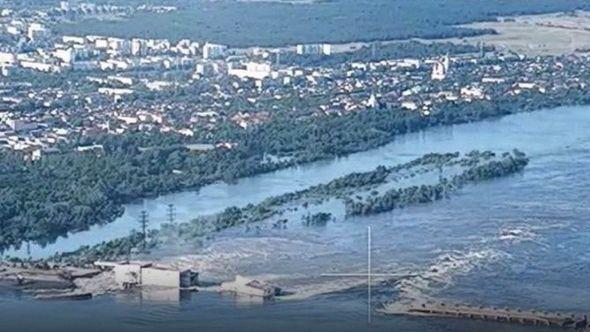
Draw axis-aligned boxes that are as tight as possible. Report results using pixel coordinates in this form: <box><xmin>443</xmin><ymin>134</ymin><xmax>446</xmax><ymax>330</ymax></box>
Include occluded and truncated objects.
<box><xmin>5</xmin><ymin>105</ymin><xmax>590</xmax><ymax>259</ymax></box>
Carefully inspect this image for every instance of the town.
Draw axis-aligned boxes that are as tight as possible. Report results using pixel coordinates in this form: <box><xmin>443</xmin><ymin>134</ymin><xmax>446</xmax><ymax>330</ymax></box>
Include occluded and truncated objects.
<box><xmin>1</xmin><ymin>1</ymin><xmax>588</xmax><ymax>161</ymax></box>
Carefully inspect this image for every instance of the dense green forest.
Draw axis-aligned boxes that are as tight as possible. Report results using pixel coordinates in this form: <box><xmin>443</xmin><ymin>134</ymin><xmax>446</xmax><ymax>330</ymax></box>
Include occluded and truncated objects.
<box><xmin>55</xmin><ymin>0</ymin><xmax>590</xmax><ymax>47</ymax></box>
<box><xmin>2</xmin><ymin>85</ymin><xmax>590</xmax><ymax>252</ymax></box>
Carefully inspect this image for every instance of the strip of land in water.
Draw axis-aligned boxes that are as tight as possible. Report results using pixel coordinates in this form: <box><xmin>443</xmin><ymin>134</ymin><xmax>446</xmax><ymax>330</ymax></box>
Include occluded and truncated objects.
<box><xmin>43</xmin><ymin>150</ymin><xmax>528</xmax><ymax>265</ymax></box>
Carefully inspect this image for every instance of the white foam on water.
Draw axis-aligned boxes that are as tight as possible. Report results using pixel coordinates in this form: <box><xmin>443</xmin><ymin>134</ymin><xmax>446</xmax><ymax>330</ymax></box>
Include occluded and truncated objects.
<box><xmin>379</xmin><ymin>248</ymin><xmax>508</xmax><ymax>314</ymax></box>
<box><xmin>498</xmin><ymin>227</ymin><xmax>537</xmax><ymax>242</ymax></box>
<box><xmin>395</xmin><ymin>249</ymin><xmax>507</xmax><ymax>303</ymax></box>
<box><xmin>158</xmin><ymin>235</ymin><xmax>413</xmax><ymax>299</ymax></box>
<box><xmin>381</xmin><ymin>218</ymin><xmax>569</xmax><ymax>314</ymax></box>
<box><xmin>155</xmin><ymin>211</ymin><xmax>568</xmax><ymax>303</ymax></box>
<box><xmin>279</xmin><ymin>277</ymin><xmax>371</xmax><ymax>301</ymax></box>
<box><xmin>162</xmin><ymin>236</ymin><xmax>341</xmax><ymax>282</ymax></box>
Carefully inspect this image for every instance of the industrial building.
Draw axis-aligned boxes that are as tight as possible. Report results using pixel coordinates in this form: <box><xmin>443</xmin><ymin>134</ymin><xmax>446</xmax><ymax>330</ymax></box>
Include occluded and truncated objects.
<box><xmin>221</xmin><ymin>275</ymin><xmax>280</xmax><ymax>299</ymax></box>
<box><xmin>95</xmin><ymin>261</ymin><xmax>198</xmax><ymax>289</ymax></box>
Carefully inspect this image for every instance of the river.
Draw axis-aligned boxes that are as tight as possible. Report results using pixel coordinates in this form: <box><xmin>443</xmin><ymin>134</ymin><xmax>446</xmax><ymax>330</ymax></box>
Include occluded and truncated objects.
<box><xmin>1</xmin><ymin>105</ymin><xmax>590</xmax><ymax>331</ymax></box>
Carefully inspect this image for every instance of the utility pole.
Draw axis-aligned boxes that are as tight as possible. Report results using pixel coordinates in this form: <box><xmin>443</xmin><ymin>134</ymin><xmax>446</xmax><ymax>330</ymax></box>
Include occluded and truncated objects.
<box><xmin>138</xmin><ymin>210</ymin><xmax>149</xmax><ymax>248</ymax></box>
<box><xmin>480</xmin><ymin>42</ymin><xmax>485</xmax><ymax>58</ymax></box>
<box><xmin>167</xmin><ymin>204</ymin><xmax>176</xmax><ymax>225</ymax></box>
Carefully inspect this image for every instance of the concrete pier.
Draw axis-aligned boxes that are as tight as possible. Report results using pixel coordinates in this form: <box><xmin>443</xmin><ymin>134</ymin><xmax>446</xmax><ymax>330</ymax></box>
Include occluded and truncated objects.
<box><xmin>380</xmin><ymin>300</ymin><xmax>588</xmax><ymax>329</ymax></box>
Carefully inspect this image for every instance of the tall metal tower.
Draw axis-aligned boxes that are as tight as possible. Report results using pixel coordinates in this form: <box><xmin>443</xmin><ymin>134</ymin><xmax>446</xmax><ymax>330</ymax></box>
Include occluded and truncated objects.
<box><xmin>138</xmin><ymin>210</ymin><xmax>149</xmax><ymax>247</ymax></box>
<box><xmin>167</xmin><ymin>204</ymin><xmax>176</xmax><ymax>225</ymax></box>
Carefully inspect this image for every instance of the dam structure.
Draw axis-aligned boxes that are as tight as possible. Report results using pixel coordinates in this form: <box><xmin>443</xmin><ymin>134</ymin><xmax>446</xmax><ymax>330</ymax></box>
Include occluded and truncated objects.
<box><xmin>380</xmin><ymin>300</ymin><xmax>589</xmax><ymax>329</ymax></box>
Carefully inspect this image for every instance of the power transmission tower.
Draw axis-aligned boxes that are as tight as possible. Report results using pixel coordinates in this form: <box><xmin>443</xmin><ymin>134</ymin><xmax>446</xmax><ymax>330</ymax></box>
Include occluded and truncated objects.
<box><xmin>138</xmin><ymin>210</ymin><xmax>149</xmax><ymax>248</ymax></box>
<box><xmin>167</xmin><ymin>204</ymin><xmax>176</xmax><ymax>225</ymax></box>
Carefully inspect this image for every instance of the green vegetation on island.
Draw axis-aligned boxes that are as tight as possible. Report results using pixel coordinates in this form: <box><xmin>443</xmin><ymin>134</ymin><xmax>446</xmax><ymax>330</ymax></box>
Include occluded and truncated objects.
<box><xmin>344</xmin><ymin>150</ymin><xmax>528</xmax><ymax>216</ymax></box>
<box><xmin>45</xmin><ymin>150</ymin><xmax>528</xmax><ymax>265</ymax></box>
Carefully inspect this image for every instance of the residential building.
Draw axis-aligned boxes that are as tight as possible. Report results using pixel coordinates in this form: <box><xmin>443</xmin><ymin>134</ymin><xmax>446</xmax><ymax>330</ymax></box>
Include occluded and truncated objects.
<box><xmin>296</xmin><ymin>44</ymin><xmax>332</xmax><ymax>56</ymax></box>
<box><xmin>203</xmin><ymin>43</ymin><xmax>228</xmax><ymax>59</ymax></box>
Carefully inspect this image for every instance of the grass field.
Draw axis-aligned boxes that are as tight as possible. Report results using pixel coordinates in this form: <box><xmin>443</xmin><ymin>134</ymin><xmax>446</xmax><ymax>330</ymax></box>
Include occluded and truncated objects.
<box><xmin>453</xmin><ymin>11</ymin><xmax>590</xmax><ymax>56</ymax></box>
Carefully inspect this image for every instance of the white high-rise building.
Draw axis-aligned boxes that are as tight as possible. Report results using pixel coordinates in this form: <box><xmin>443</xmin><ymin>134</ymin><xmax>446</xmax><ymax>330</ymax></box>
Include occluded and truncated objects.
<box><xmin>108</xmin><ymin>38</ymin><xmax>132</xmax><ymax>55</ymax></box>
<box><xmin>53</xmin><ymin>48</ymin><xmax>75</xmax><ymax>64</ymax></box>
<box><xmin>228</xmin><ymin>62</ymin><xmax>272</xmax><ymax>80</ymax></box>
<box><xmin>0</xmin><ymin>52</ymin><xmax>16</xmax><ymax>66</ymax></box>
<box><xmin>131</xmin><ymin>38</ymin><xmax>146</xmax><ymax>56</ymax></box>
<box><xmin>60</xmin><ymin>1</ymin><xmax>71</xmax><ymax>11</ymax></box>
<box><xmin>27</xmin><ymin>23</ymin><xmax>49</xmax><ymax>41</ymax></box>
<box><xmin>431</xmin><ymin>55</ymin><xmax>450</xmax><ymax>81</ymax></box>
<box><xmin>203</xmin><ymin>43</ymin><xmax>228</xmax><ymax>59</ymax></box>
<box><xmin>1</xmin><ymin>66</ymin><xmax>11</xmax><ymax>77</ymax></box>
<box><xmin>296</xmin><ymin>44</ymin><xmax>332</xmax><ymax>56</ymax></box>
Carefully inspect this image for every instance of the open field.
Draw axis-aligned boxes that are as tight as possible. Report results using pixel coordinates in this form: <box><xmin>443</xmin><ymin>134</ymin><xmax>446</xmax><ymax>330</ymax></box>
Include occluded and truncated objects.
<box><xmin>443</xmin><ymin>11</ymin><xmax>590</xmax><ymax>56</ymax></box>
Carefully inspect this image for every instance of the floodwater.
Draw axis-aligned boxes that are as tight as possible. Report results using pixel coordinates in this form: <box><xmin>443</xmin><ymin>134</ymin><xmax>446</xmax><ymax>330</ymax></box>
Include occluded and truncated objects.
<box><xmin>2</xmin><ymin>105</ymin><xmax>590</xmax><ymax>331</ymax></box>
